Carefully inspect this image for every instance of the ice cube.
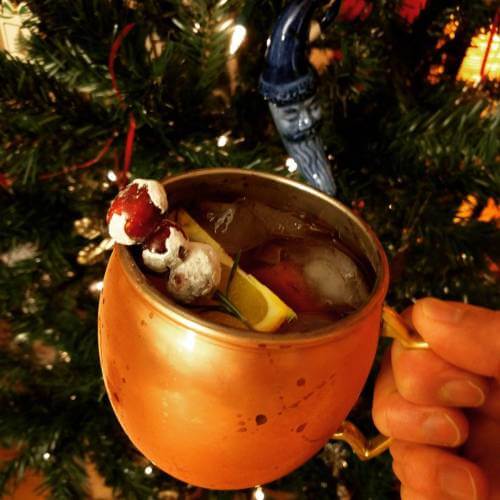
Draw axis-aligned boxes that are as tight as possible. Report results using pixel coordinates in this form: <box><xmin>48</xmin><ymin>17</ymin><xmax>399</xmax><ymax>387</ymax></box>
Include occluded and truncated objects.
<box><xmin>198</xmin><ymin>201</ymin><xmax>268</xmax><ymax>254</ymax></box>
<box><xmin>250</xmin><ymin>201</ymin><xmax>329</xmax><ymax>240</ymax></box>
<box><xmin>301</xmin><ymin>245</ymin><xmax>369</xmax><ymax>309</ymax></box>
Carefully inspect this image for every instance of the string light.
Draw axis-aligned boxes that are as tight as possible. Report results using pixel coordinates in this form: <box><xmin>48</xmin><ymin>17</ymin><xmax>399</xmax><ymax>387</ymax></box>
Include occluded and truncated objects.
<box><xmin>42</xmin><ymin>452</ymin><xmax>51</xmax><ymax>460</ymax></box>
<box><xmin>88</xmin><ymin>280</ymin><xmax>104</xmax><ymax>295</ymax></box>
<box><xmin>60</xmin><ymin>351</ymin><xmax>72</xmax><ymax>363</ymax></box>
<box><xmin>253</xmin><ymin>486</ymin><xmax>265</xmax><ymax>500</ymax></box>
<box><xmin>217</xmin><ymin>134</ymin><xmax>229</xmax><ymax>147</ymax></box>
<box><xmin>107</xmin><ymin>170</ymin><xmax>118</xmax><ymax>182</ymax></box>
<box><xmin>144</xmin><ymin>465</ymin><xmax>153</xmax><ymax>475</ymax></box>
<box><xmin>229</xmin><ymin>24</ymin><xmax>247</xmax><ymax>55</ymax></box>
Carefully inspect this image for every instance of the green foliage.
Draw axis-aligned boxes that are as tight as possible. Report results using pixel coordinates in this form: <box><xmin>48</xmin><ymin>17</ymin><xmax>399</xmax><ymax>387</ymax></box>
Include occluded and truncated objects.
<box><xmin>0</xmin><ymin>0</ymin><xmax>498</xmax><ymax>498</ymax></box>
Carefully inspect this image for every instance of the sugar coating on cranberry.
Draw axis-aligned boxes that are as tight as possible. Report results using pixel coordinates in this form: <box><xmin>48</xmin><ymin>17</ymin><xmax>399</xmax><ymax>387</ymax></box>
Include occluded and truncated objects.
<box><xmin>106</xmin><ymin>179</ymin><xmax>168</xmax><ymax>245</ymax></box>
<box><xmin>167</xmin><ymin>242</ymin><xmax>221</xmax><ymax>303</ymax></box>
<box><xmin>142</xmin><ymin>221</ymin><xmax>189</xmax><ymax>273</ymax></box>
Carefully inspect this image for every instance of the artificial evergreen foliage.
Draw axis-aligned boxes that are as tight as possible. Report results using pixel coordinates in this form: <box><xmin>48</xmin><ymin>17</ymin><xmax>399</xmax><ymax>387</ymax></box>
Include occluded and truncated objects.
<box><xmin>1</xmin><ymin>0</ymin><xmax>498</xmax><ymax>498</ymax></box>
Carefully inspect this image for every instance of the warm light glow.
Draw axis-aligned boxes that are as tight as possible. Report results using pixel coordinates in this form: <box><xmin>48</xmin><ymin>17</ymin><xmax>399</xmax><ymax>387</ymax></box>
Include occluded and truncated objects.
<box><xmin>107</xmin><ymin>170</ymin><xmax>118</xmax><ymax>182</ymax></box>
<box><xmin>457</xmin><ymin>31</ymin><xmax>500</xmax><ymax>83</ymax></box>
<box><xmin>89</xmin><ymin>280</ymin><xmax>104</xmax><ymax>294</ymax></box>
<box><xmin>478</xmin><ymin>197</ymin><xmax>500</xmax><ymax>222</ymax></box>
<box><xmin>285</xmin><ymin>157</ymin><xmax>298</xmax><ymax>173</ymax></box>
<box><xmin>454</xmin><ymin>194</ymin><xmax>478</xmax><ymax>223</ymax></box>
<box><xmin>229</xmin><ymin>24</ymin><xmax>247</xmax><ymax>55</ymax></box>
<box><xmin>443</xmin><ymin>18</ymin><xmax>459</xmax><ymax>39</ymax></box>
<box><xmin>253</xmin><ymin>486</ymin><xmax>265</xmax><ymax>500</ymax></box>
<box><xmin>454</xmin><ymin>195</ymin><xmax>500</xmax><ymax>224</ymax></box>
<box><xmin>42</xmin><ymin>452</ymin><xmax>51</xmax><ymax>460</ymax></box>
<box><xmin>144</xmin><ymin>465</ymin><xmax>153</xmax><ymax>475</ymax></box>
<box><xmin>217</xmin><ymin>19</ymin><xmax>233</xmax><ymax>32</ymax></box>
<box><xmin>217</xmin><ymin>134</ymin><xmax>229</xmax><ymax>147</ymax></box>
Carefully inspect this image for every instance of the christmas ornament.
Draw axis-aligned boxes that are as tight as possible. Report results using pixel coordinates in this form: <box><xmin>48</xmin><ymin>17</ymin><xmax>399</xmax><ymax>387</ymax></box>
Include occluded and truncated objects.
<box><xmin>106</xmin><ymin>179</ymin><xmax>168</xmax><ymax>245</ymax></box>
<box><xmin>398</xmin><ymin>0</ymin><xmax>427</xmax><ymax>25</ymax></box>
<box><xmin>0</xmin><ymin>448</ymin><xmax>113</xmax><ymax>499</ymax></box>
<box><xmin>338</xmin><ymin>0</ymin><xmax>372</xmax><ymax>22</ymax></box>
<box><xmin>0</xmin><ymin>1</ymin><xmax>32</xmax><ymax>59</ymax></box>
<box><xmin>260</xmin><ymin>0</ymin><xmax>340</xmax><ymax>196</ymax></box>
<box><xmin>457</xmin><ymin>10</ymin><xmax>500</xmax><ymax>84</ymax></box>
<box><xmin>74</xmin><ymin>216</ymin><xmax>114</xmax><ymax>266</ymax></box>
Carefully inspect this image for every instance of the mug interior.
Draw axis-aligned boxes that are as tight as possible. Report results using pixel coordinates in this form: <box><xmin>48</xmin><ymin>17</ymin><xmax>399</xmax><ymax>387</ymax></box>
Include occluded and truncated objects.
<box><xmin>118</xmin><ymin>168</ymin><xmax>389</xmax><ymax>345</ymax></box>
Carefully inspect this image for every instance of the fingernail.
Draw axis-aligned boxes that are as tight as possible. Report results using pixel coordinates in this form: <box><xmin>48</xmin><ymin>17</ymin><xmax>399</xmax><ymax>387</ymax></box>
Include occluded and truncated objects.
<box><xmin>439</xmin><ymin>464</ymin><xmax>477</xmax><ymax>500</ymax></box>
<box><xmin>421</xmin><ymin>299</ymin><xmax>464</xmax><ymax>323</ymax></box>
<box><xmin>440</xmin><ymin>380</ymin><xmax>485</xmax><ymax>407</ymax></box>
<box><xmin>422</xmin><ymin>412</ymin><xmax>462</xmax><ymax>446</ymax></box>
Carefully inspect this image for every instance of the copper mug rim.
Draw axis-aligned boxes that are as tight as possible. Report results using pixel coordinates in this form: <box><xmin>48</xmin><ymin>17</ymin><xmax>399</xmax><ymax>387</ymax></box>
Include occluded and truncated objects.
<box><xmin>116</xmin><ymin>167</ymin><xmax>390</xmax><ymax>348</ymax></box>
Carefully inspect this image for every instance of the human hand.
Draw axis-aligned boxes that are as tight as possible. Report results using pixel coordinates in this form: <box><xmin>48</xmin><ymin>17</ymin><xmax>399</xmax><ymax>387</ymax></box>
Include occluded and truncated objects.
<box><xmin>372</xmin><ymin>298</ymin><xmax>500</xmax><ymax>499</ymax></box>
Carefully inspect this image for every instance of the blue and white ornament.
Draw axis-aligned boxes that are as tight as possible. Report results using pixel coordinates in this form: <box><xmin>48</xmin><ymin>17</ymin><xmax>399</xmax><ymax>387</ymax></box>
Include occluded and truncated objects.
<box><xmin>259</xmin><ymin>0</ymin><xmax>341</xmax><ymax>196</ymax></box>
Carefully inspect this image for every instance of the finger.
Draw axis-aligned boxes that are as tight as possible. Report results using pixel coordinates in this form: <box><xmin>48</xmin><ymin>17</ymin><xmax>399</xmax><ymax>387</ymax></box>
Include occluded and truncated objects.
<box><xmin>373</xmin><ymin>351</ymin><xmax>469</xmax><ymax>447</ymax></box>
<box><xmin>392</xmin><ymin>340</ymin><xmax>489</xmax><ymax>407</ymax></box>
<box><xmin>480</xmin><ymin>378</ymin><xmax>500</xmax><ymax>419</ymax></box>
<box><xmin>464</xmin><ymin>412</ymin><xmax>500</xmax><ymax>494</ymax></box>
<box><xmin>412</xmin><ymin>298</ymin><xmax>500</xmax><ymax>379</ymax></box>
<box><xmin>401</xmin><ymin>306</ymin><xmax>415</xmax><ymax>328</ymax></box>
<box><xmin>391</xmin><ymin>441</ymin><xmax>489</xmax><ymax>500</ymax></box>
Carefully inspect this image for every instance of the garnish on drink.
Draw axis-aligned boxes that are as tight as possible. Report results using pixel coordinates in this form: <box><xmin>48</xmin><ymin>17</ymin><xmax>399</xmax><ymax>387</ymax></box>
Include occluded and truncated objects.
<box><xmin>106</xmin><ymin>179</ymin><xmax>372</xmax><ymax>334</ymax></box>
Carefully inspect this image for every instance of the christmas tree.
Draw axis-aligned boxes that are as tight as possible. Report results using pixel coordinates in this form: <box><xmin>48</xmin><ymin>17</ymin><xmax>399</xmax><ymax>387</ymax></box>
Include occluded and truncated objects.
<box><xmin>1</xmin><ymin>0</ymin><xmax>499</xmax><ymax>498</ymax></box>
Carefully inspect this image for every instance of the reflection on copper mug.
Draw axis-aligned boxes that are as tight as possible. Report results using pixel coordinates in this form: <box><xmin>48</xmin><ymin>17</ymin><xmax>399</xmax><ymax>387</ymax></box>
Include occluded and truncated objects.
<box><xmin>98</xmin><ymin>168</ymin><xmax>427</xmax><ymax>490</ymax></box>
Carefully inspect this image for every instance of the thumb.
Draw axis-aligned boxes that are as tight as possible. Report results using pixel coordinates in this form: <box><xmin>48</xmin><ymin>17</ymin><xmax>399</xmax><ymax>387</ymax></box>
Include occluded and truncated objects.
<box><xmin>412</xmin><ymin>298</ymin><xmax>500</xmax><ymax>380</ymax></box>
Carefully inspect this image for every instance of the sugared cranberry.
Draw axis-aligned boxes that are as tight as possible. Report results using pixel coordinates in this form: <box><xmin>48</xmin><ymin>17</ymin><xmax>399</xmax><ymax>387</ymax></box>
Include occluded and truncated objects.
<box><xmin>106</xmin><ymin>179</ymin><xmax>168</xmax><ymax>245</ymax></box>
<box><xmin>142</xmin><ymin>219</ymin><xmax>189</xmax><ymax>273</ymax></box>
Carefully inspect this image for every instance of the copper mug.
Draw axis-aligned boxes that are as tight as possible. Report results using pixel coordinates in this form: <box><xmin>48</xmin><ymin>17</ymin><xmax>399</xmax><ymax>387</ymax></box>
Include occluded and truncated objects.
<box><xmin>98</xmin><ymin>168</ymin><xmax>427</xmax><ymax>490</ymax></box>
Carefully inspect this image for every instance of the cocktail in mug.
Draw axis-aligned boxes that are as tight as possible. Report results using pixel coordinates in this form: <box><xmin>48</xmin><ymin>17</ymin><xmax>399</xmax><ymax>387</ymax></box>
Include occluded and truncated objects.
<box><xmin>98</xmin><ymin>168</ymin><xmax>426</xmax><ymax>489</ymax></box>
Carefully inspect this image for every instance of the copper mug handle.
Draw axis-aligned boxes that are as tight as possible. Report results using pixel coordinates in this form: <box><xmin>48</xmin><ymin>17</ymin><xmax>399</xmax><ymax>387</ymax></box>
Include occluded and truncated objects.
<box><xmin>332</xmin><ymin>305</ymin><xmax>429</xmax><ymax>460</ymax></box>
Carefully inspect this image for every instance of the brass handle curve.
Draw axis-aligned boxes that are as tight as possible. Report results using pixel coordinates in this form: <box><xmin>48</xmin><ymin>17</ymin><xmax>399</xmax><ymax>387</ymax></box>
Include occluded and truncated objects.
<box><xmin>332</xmin><ymin>305</ymin><xmax>429</xmax><ymax>460</ymax></box>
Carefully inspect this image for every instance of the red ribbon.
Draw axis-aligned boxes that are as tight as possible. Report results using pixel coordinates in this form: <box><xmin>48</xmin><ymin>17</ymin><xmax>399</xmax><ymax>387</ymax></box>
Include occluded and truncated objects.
<box><xmin>39</xmin><ymin>136</ymin><xmax>115</xmax><ymax>180</ymax></box>
<box><xmin>34</xmin><ymin>23</ymin><xmax>137</xmax><ymax>184</ymax></box>
<box><xmin>480</xmin><ymin>9</ymin><xmax>499</xmax><ymax>82</ymax></box>
<box><xmin>108</xmin><ymin>22</ymin><xmax>137</xmax><ymax>186</ymax></box>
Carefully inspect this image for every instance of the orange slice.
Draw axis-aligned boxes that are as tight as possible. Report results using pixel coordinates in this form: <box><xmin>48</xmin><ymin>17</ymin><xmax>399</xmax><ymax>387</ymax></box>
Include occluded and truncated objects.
<box><xmin>176</xmin><ymin>209</ymin><xmax>296</xmax><ymax>332</ymax></box>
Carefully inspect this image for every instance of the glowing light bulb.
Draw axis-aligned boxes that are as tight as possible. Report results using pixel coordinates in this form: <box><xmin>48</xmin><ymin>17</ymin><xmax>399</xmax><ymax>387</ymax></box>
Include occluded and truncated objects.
<box><xmin>217</xmin><ymin>134</ymin><xmax>229</xmax><ymax>147</ymax></box>
<box><xmin>144</xmin><ymin>465</ymin><xmax>153</xmax><ymax>475</ymax></box>
<box><xmin>230</xmin><ymin>24</ymin><xmax>247</xmax><ymax>55</ymax></box>
<box><xmin>89</xmin><ymin>280</ymin><xmax>104</xmax><ymax>295</ymax></box>
<box><xmin>253</xmin><ymin>486</ymin><xmax>265</xmax><ymax>500</ymax></box>
<box><xmin>107</xmin><ymin>170</ymin><xmax>118</xmax><ymax>182</ymax></box>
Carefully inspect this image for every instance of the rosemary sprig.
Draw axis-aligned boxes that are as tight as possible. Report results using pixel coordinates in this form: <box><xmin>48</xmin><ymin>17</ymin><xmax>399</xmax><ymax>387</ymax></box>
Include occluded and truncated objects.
<box><xmin>214</xmin><ymin>290</ymin><xmax>253</xmax><ymax>330</ymax></box>
<box><xmin>226</xmin><ymin>250</ymin><xmax>241</xmax><ymax>296</ymax></box>
<box><xmin>207</xmin><ymin>251</ymin><xmax>252</xmax><ymax>330</ymax></box>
